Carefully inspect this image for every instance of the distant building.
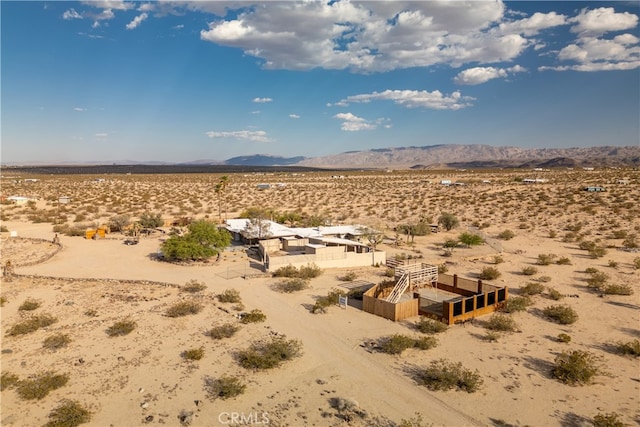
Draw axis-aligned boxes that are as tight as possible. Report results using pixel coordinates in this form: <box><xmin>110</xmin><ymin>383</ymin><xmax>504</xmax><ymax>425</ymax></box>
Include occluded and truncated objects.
<box><xmin>7</xmin><ymin>196</ymin><xmax>33</xmax><ymax>205</ymax></box>
<box><xmin>523</xmin><ymin>178</ymin><xmax>547</xmax><ymax>184</ymax></box>
<box><xmin>617</xmin><ymin>179</ymin><xmax>630</xmax><ymax>185</ymax></box>
<box><xmin>58</xmin><ymin>196</ymin><xmax>72</xmax><ymax>204</ymax></box>
<box><xmin>440</xmin><ymin>180</ymin><xmax>451</xmax><ymax>185</ymax></box>
<box><xmin>256</xmin><ymin>183</ymin><xmax>271</xmax><ymax>190</ymax></box>
<box><xmin>584</xmin><ymin>186</ymin><xmax>606</xmax><ymax>192</ymax></box>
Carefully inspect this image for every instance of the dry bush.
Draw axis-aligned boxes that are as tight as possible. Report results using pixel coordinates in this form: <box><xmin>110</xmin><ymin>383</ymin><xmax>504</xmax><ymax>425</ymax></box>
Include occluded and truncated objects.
<box><xmin>18</xmin><ymin>298</ymin><xmax>42</xmax><ymax>311</ymax></box>
<box><xmin>547</xmin><ymin>288</ymin><xmax>564</xmax><ymax>301</ymax></box>
<box><xmin>497</xmin><ymin>230</ymin><xmax>515</xmax><ymax>240</ymax></box>
<box><xmin>543</xmin><ymin>304</ymin><xmax>579</xmax><ymax>324</ymax></box>
<box><xmin>521</xmin><ymin>266</ymin><xmax>538</xmax><ymax>276</ymax></box>
<box><xmin>415</xmin><ymin>317</ymin><xmax>448</xmax><ymax>334</ymax></box>
<box><xmin>0</xmin><ymin>296</ymin><xmax>7</xmax><ymax>307</ymax></box>
<box><xmin>484</xmin><ymin>314</ymin><xmax>519</xmax><ymax>332</ymax></box>
<box><xmin>181</xmin><ymin>279</ymin><xmax>207</xmax><ymax>293</ymax></box>
<box><xmin>492</xmin><ymin>255</ymin><xmax>504</xmax><ymax>265</ymax></box>
<box><xmin>217</xmin><ymin>289</ymin><xmax>241</xmax><ymax>303</ymax></box>
<box><xmin>203</xmin><ymin>375</ymin><xmax>246</xmax><ymax>400</ymax></box>
<box><xmin>337</xmin><ymin>271</ymin><xmax>358</xmax><ymax>281</ymax></box>
<box><xmin>106</xmin><ymin>319</ymin><xmax>136</xmax><ymax>336</ymax></box>
<box><xmin>44</xmin><ymin>399</ymin><xmax>91</xmax><ymax>427</ymax></box>
<box><xmin>7</xmin><ymin>313</ymin><xmax>58</xmax><ymax>336</ymax></box>
<box><xmin>551</xmin><ymin>350</ymin><xmax>603</xmax><ymax>385</ymax></box>
<box><xmin>181</xmin><ymin>347</ymin><xmax>205</xmax><ymax>361</ymax></box>
<box><xmin>165</xmin><ymin>300</ymin><xmax>203</xmax><ymax>317</ymax></box>
<box><xmin>329</xmin><ymin>397</ymin><xmax>369</xmax><ymax>422</ymax></box>
<box><xmin>413</xmin><ymin>359</ymin><xmax>483</xmax><ymax>393</ymax></box>
<box><xmin>273</xmin><ymin>278</ymin><xmax>308</xmax><ymax>293</ymax></box>
<box><xmin>603</xmin><ymin>284</ymin><xmax>634</xmax><ymax>296</ymax></box>
<box><xmin>311</xmin><ymin>289</ymin><xmax>346</xmax><ymax>314</ymax></box>
<box><xmin>557</xmin><ymin>333</ymin><xmax>572</xmax><ymax>343</ymax></box>
<box><xmin>207</xmin><ymin>323</ymin><xmax>240</xmax><ymax>340</ymax></box>
<box><xmin>556</xmin><ymin>257</ymin><xmax>572</xmax><ymax>265</ymax></box>
<box><xmin>615</xmin><ymin>339</ymin><xmax>640</xmax><ymax>357</ymax></box>
<box><xmin>236</xmin><ymin>336</ymin><xmax>302</xmax><ymax>370</ymax></box>
<box><xmin>240</xmin><ymin>309</ymin><xmax>266</xmax><ymax>324</ymax></box>
<box><xmin>536</xmin><ymin>254</ymin><xmax>556</xmax><ymax>265</ymax></box>
<box><xmin>1</xmin><ymin>371</ymin><xmax>19</xmax><ymax>391</ymax></box>
<box><xmin>16</xmin><ymin>371</ymin><xmax>70</xmax><ymax>400</ymax></box>
<box><xmin>500</xmin><ymin>296</ymin><xmax>531</xmax><ymax>313</ymax></box>
<box><xmin>592</xmin><ymin>412</ymin><xmax>627</xmax><ymax>427</ymax></box>
<box><xmin>520</xmin><ymin>282</ymin><xmax>545</xmax><ymax>296</ymax></box>
<box><xmin>479</xmin><ymin>267</ymin><xmax>501</xmax><ymax>280</ymax></box>
<box><xmin>378</xmin><ymin>334</ymin><xmax>437</xmax><ymax>355</ymax></box>
<box><xmin>43</xmin><ymin>333</ymin><xmax>71</xmax><ymax>350</ymax></box>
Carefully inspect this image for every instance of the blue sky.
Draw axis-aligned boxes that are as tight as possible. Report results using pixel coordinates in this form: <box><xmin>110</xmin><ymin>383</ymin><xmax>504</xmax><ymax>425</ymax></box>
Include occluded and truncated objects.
<box><xmin>2</xmin><ymin>1</ymin><xmax>639</xmax><ymax>163</ymax></box>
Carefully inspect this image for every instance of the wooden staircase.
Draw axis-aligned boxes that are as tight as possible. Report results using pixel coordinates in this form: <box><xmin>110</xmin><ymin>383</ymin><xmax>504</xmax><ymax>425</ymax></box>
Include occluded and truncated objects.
<box><xmin>385</xmin><ymin>263</ymin><xmax>438</xmax><ymax>303</ymax></box>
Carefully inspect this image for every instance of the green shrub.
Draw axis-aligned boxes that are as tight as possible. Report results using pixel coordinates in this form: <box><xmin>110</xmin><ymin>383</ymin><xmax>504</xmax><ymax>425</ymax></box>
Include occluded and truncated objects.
<box><xmin>271</xmin><ymin>265</ymin><xmax>299</xmax><ymax>278</ymax></box>
<box><xmin>497</xmin><ymin>230</ymin><xmax>515</xmax><ymax>240</ymax></box>
<box><xmin>585</xmin><ymin>267</ymin><xmax>600</xmax><ymax>275</ymax></box>
<box><xmin>298</xmin><ymin>263</ymin><xmax>323</xmax><ymax>279</ymax></box>
<box><xmin>588</xmin><ymin>246</ymin><xmax>607</xmax><ymax>259</ymax></box>
<box><xmin>557</xmin><ymin>333</ymin><xmax>572</xmax><ymax>343</ymax></box>
<box><xmin>586</xmin><ymin>271</ymin><xmax>609</xmax><ymax>290</ymax></box>
<box><xmin>500</xmin><ymin>296</ymin><xmax>531</xmax><ymax>313</ymax></box>
<box><xmin>207</xmin><ymin>323</ymin><xmax>240</xmax><ymax>340</ymax></box>
<box><xmin>413</xmin><ymin>336</ymin><xmax>438</xmax><ymax>351</ymax></box>
<box><xmin>240</xmin><ymin>309</ymin><xmax>266</xmax><ymax>324</ymax></box>
<box><xmin>43</xmin><ymin>333</ymin><xmax>71</xmax><ymax>350</ymax></box>
<box><xmin>181</xmin><ymin>347</ymin><xmax>205</xmax><ymax>361</ymax></box>
<box><xmin>414</xmin><ymin>359</ymin><xmax>483</xmax><ymax>393</ymax></box>
<box><xmin>520</xmin><ymin>282</ymin><xmax>545</xmax><ymax>296</ymax></box>
<box><xmin>552</xmin><ymin>350</ymin><xmax>603</xmax><ymax>385</ymax></box>
<box><xmin>217</xmin><ymin>289</ymin><xmax>241</xmax><ymax>303</ymax></box>
<box><xmin>7</xmin><ymin>313</ymin><xmax>58</xmax><ymax>336</ymax></box>
<box><xmin>18</xmin><ymin>298</ymin><xmax>42</xmax><ymax>311</ymax></box>
<box><xmin>521</xmin><ymin>266</ymin><xmax>538</xmax><ymax>276</ymax></box>
<box><xmin>536</xmin><ymin>254</ymin><xmax>556</xmax><ymax>266</ymax></box>
<box><xmin>311</xmin><ymin>289</ymin><xmax>346</xmax><ymax>314</ymax></box>
<box><xmin>556</xmin><ymin>257</ymin><xmax>572</xmax><ymax>265</ymax></box>
<box><xmin>1</xmin><ymin>371</ymin><xmax>19</xmax><ymax>391</ymax></box>
<box><xmin>543</xmin><ymin>305</ymin><xmax>578</xmax><ymax>324</ymax></box>
<box><xmin>615</xmin><ymin>339</ymin><xmax>640</xmax><ymax>357</ymax></box>
<box><xmin>106</xmin><ymin>319</ymin><xmax>136</xmax><ymax>337</ymax></box>
<box><xmin>337</xmin><ymin>271</ymin><xmax>358</xmax><ymax>281</ymax></box>
<box><xmin>16</xmin><ymin>371</ymin><xmax>69</xmax><ymax>400</ymax></box>
<box><xmin>379</xmin><ymin>334</ymin><xmax>416</xmax><ymax>355</ymax></box>
<box><xmin>181</xmin><ymin>280</ymin><xmax>207</xmax><ymax>293</ymax></box>
<box><xmin>415</xmin><ymin>317</ymin><xmax>448</xmax><ymax>334</ymax></box>
<box><xmin>592</xmin><ymin>412</ymin><xmax>627</xmax><ymax>427</ymax></box>
<box><xmin>479</xmin><ymin>267</ymin><xmax>501</xmax><ymax>280</ymax></box>
<box><xmin>165</xmin><ymin>300</ymin><xmax>203</xmax><ymax>317</ymax></box>
<box><xmin>203</xmin><ymin>375</ymin><xmax>246</xmax><ymax>400</ymax></box>
<box><xmin>484</xmin><ymin>314</ymin><xmax>519</xmax><ymax>332</ymax></box>
<box><xmin>44</xmin><ymin>399</ymin><xmax>91</xmax><ymax>427</ymax></box>
<box><xmin>603</xmin><ymin>284</ymin><xmax>634</xmax><ymax>296</ymax></box>
<box><xmin>547</xmin><ymin>288</ymin><xmax>564</xmax><ymax>301</ymax></box>
<box><xmin>237</xmin><ymin>336</ymin><xmax>302</xmax><ymax>370</ymax></box>
<box><xmin>274</xmin><ymin>278</ymin><xmax>308</xmax><ymax>293</ymax></box>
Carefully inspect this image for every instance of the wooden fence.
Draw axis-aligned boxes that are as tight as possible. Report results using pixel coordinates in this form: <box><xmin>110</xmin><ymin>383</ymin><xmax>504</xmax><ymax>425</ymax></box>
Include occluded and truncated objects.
<box><xmin>363</xmin><ymin>283</ymin><xmax>419</xmax><ymax>321</ymax></box>
<box><xmin>422</xmin><ymin>287</ymin><xmax>508</xmax><ymax>325</ymax></box>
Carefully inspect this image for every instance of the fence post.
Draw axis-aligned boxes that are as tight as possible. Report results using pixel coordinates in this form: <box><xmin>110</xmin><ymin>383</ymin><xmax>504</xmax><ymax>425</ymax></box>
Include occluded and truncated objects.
<box><xmin>477</xmin><ymin>279</ymin><xmax>483</xmax><ymax>294</ymax></box>
<box><xmin>453</xmin><ymin>274</ymin><xmax>458</xmax><ymax>290</ymax></box>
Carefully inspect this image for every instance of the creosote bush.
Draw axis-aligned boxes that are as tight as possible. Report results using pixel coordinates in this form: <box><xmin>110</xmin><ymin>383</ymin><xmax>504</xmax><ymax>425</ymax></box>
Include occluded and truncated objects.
<box><xmin>236</xmin><ymin>336</ymin><xmax>302</xmax><ymax>370</ymax></box>
<box><xmin>272</xmin><ymin>263</ymin><xmax>322</xmax><ymax>279</ymax></box>
<box><xmin>556</xmin><ymin>257</ymin><xmax>572</xmax><ymax>265</ymax></box>
<box><xmin>106</xmin><ymin>319</ymin><xmax>136</xmax><ymax>337</ymax></box>
<box><xmin>312</xmin><ymin>289</ymin><xmax>346</xmax><ymax>314</ymax></box>
<box><xmin>181</xmin><ymin>279</ymin><xmax>206</xmax><ymax>293</ymax></box>
<box><xmin>615</xmin><ymin>339</ymin><xmax>640</xmax><ymax>357</ymax></box>
<box><xmin>7</xmin><ymin>313</ymin><xmax>58</xmax><ymax>336</ymax></box>
<box><xmin>337</xmin><ymin>271</ymin><xmax>358</xmax><ymax>281</ymax></box>
<box><xmin>274</xmin><ymin>278</ymin><xmax>308</xmax><ymax>293</ymax></box>
<box><xmin>484</xmin><ymin>314</ymin><xmax>519</xmax><ymax>332</ymax></box>
<box><xmin>378</xmin><ymin>334</ymin><xmax>437</xmax><ymax>355</ymax></box>
<box><xmin>521</xmin><ymin>266</ymin><xmax>538</xmax><ymax>276</ymax></box>
<box><xmin>44</xmin><ymin>399</ymin><xmax>91</xmax><ymax>427</ymax></box>
<box><xmin>543</xmin><ymin>304</ymin><xmax>578</xmax><ymax>325</ymax></box>
<box><xmin>415</xmin><ymin>317</ymin><xmax>448</xmax><ymax>334</ymax></box>
<box><xmin>536</xmin><ymin>254</ymin><xmax>556</xmax><ymax>266</ymax></box>
<box><xmin>414</xmin><ymin>359</ymin><xmax>483</xmax><ymax>393</ymax></box>
<box><xmin>18</xmin><ymin>298</ymin><xmax>42</xmax><ymax>311</ymax></box>
<box><xmin>592</xmin><ymin>412</ymin><xmax>627</xmax><ymax>427</ymax></box>
<box><xmin>500</xmin><ymin>296</ymin><xmax>531</xmax><ymax>313</ymax></box>
<box><xmin>203</xmin><ymin>375</ymin><xmax>246</xmax><ymax>400</ymax></box>
<box><xmin>240</xmin><ymin>309</ymin><xmax>266</xmax><ymax>324</ymax></box>
<box><xmin>1</xmin><ymin>371</ymin><xmax>19</xmax><ymax>391</ymax></box>
<box><xmin>217</xmin><ymin>289</ymin><xmax>241</xmax><ymax>303</ymax></box>
<box><xmin>181</xmin><ymin>347</ymin><xmax>205</xmax><ymax>361</ymax></box>
<box><xmin>43</xmin><ymin>333</ymin><xmax>71</xmax><ymax>350</ymax></box>
<box><xmin>552</xmin><ymin>350</ymin><xmax>603</xmax><ymax>385</ymax></box>
<box><xmin>165</xmin><ymin>300</ymin><xmax>203</xmax><ymax>317</ymax></box>
<box><xmin>557</xmin><ymin>333</ymin><xmax>572</xmax><ymax>343</ymax></box>
<box><xmin>207</xmin><ymin>323</ymin><xmax>240</xmax><ymax>340</ymax></box>
<box><xmin>16</xmin><ymin>371</ymin><xmax>70</xmax><ymax>400</ymax></box>
<box><xmin>603</xmin><ymin>284</ymin><xmax>634</xmax><ymax>296</ymax></box>
<box><xmin>547</xmin><ymin>288</ymin><xmax>564</xmax><ymax>301</ymax></box>
<box><xmin>497</xmin><ymin>230</ymin><xmax>515</xmax><ymax>240</ymax></box>
<box><xmin>479</xmin><ymin>267</ymin><xmax>501</xmax><ymax>280</ymax></box>
<box><xmin>520</xmin><ymin>282</ymin><xmax>545</xmax><ymax>296</ymax></box>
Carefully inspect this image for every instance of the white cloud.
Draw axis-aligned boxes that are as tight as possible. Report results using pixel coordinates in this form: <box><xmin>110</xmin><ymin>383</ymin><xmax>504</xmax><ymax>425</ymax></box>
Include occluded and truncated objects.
<box><xmin>252</xmin><ymin>97</ymin><xmax>273</xmax><ymax>103</ymax></box>
<box><xmin>81</xmin><ymin>1</ymin><xmax>133</xmax><ymax>12</ymax></box>
<box><xmin>95</xmin><ymin>133</ymin><xmax>108</xmax><ymax>139</ymax></box>
<box><xmin>335</xmin><ymin>89</ymin><xmax>474</xmax><ymax>110</ymax></box>
<box><xmin>454</xmin><ymin>65</ymin><xmax>526</xmax><ymax>85</ymax></box>
<box><xmin>62</xmin><ymin>8</ymin><xmax>83</xmax><ymax>20</ymax></box>
<box><xmin>289</xmin><ymin>114</ymin><xmax>300</xmax><ymax>119</ymax></box>
<box><xmin>73</xmin><ymin>107</ymin><xmax>86</xmax><ymax>112</ymax></box>
<box><xmin>499</xmin><ymin>11</ymin><xmax>566</xmax><ymax>36</ymax></box>
<box><xmin>205</xmin><ymin>130</ymin><xmax>273</xmax><ymax>142</ymax></box>
<box><xmin>333</xmin><ymin>112</ymin><xmax>376</xmax><ymax>131</ymax></box>
<box><xmin>570</xmin><ymin>7</ymin><xmax>638</xmax><ymax>37</ymax></box>
<box><xmin>126</xmin><ymin>13</ymin><xmax>148</xmax><ymax>30</ymax></box>
<box><xmin>172</xmin><ymin>24</ymin><xmax>184</xmax><ymax>30</ymax></box>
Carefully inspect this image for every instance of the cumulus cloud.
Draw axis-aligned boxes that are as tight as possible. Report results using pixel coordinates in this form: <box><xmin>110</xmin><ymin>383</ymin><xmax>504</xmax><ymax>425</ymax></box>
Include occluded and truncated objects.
<box><xmin>335</xmin><ymin>89</ymin><xmax>474</xmax><ymax>110</ymax></box>
<box><xmin>454</xmin><ymin>65</ymin><xmax>526</xmax><ymax>85</ymax></box>
<box><xmin>62</xmin><ymin>8</ymin><xmax>83</xmax><ymax>20</ymax></box>
<box><xmin>289</xmin><ymin>114</ymin><xmax>300</xmax><ymax>119</ymax></box>
<box><xmin>499</xmin><ymin>11</ymin><xmax>566</xmax><ymax>36</ymax></box>
<box><xmin>205</xmin><ymin>130</ymin><xmax>273</xmax><ymax>142</ymax></box>
<box><xmin>252</xmin><ymin>97</ymin><xmax>273</xmax><ymax>103</ymax></box>
<box><xmin>126</xmin><ymin>13</ymin><xmax>148</xmax><ymax>30</ymax></box>
<box><xmin>570</xmin><ymin>7</ymin><xmax>638</xmax><ymax>36</ymax></box>
<box><xmin>333</xmin><ymin>112</ymin><xmax>376</xmax><ymax>131</ymax></box>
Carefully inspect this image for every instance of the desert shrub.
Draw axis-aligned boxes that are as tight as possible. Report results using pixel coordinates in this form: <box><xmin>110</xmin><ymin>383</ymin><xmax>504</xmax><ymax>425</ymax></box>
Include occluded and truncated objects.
<box><xmin>217</xmin><ymin>289</ymin><xmax>241</xmax><ymax>303</ymax></box>
<box><xmin>552</xmin><ymin>350</ymin><xmax>603</xmax><ymax>385</ymax></box>
<box><xmin>413</xmin><ymin>336</ymin><xmax>438</xmax><ymax>351</ymax></box>
<box><xmin>207</xmin><ymin>323</ymin><xmax>240</xmax><ymax>340</ymax></box>
<box><xmin>311</xmin><ymin>289</ymin><xmax>346</xmax><ymax>314</ymax></box>
<box><xmin>415</xmin><ymin>317</ymin><xmax>448</xmax><ymax>334</ymax></box>
<box><xmin>484</xmin><ymin>314</ymin><xmax>519</xmax><ymax>332</ymax></box>
<box><xmin>272</xmin><ymin>265</ymin><xmax>299</xmax><ymax>278</ymax></box>
<box><xmin>556</xmin><ymin>257</ymin><xmax>572</xmax><ymax>265</ymax></box>
<box><xmin>438</xmin><ymin>213</ymin><xmax>459</xmax><ymax>231</ymax></box>
<box><xmin>383</xmin><ymin>267</ymin><xmax>395</xmax><ymax>277</ymax></box>
<box><xmin>588</xmin><ymin>246</ymin><xmax>608</xmax><ymax>259</ymax></box>
<box><xmin>497</xmin><ymin>230</ymin><xmax>515</xmax><ymax>240</ymax></box>
<box><xmin>18</xmin><ymin>298</ymin><xmax>42</xmax><ymax>311</ymax></box>
<box><xmin>537</xmin><ymin>275</ymin><xmax>552</xmax><ymax>283</ymax></box>
<box><xmin>181</xmin><ymin>347</ymin><xmax>205</xmax><ymax>361</ymax></box>
<box><xmin>298</xmin><ymin>263</ymin><xmax>323</xmax><ymax>279</ymax></box>
<box><xmin>458</xmin><ymin>232</ymin><xmax>484</xmax><ymax>247</ymax></box>
<box><xmin>521</xmin><ymin>266</ymin><xmax>538</xmax><ymax>276</ymax></box>
<box><xmin>579</xmin><ymin>240</ymin><xmax>597</xmax><ymax>251</ymax></box>
<box><xmin>603</xmin><ymin>284</ymin><xmax>634</xmax><ymax>296</ymax></box>
<box><xmin>547</xmin><ymin>288</ymin><xmax>564</xmax><ymax>300</ymax></box>
<box><xmin>106</xmin><ymin>319</ymin><xmax>136</xmax><ymax>337</ymax></box>
<box><xmin>203</xmin><ymin>375</ymin><xmax>246</xmax><ymax>400</ymax></box>
<box><xmin>16</xmin><ymin>371</ymin><xmax>69</xmax><ymax>400</ymax></box>
<box><xmin>338</xmin><ymin>271</ymin><xmax>358</xmax><ymax>281</ymax></box>
<box><xmin>240</xmin><ymin>309</ymin><xmax>266</xmax><ymax>324</ymax></box>
<box><xmin>43</xmin><ymin>333</ymin><xmax>71</xmax><ymax>350</ymax></box>
<box><xmin>483</xmin><ymin>331</ymin><xmax>500</xmax><ymax>342</ymax></box>
<box><xmin>414</xmin><ymin>359</ymin><xmax>483</xmax><ymax>393</ymax></box>
<box><xmin>84</xmin><ymin>309</ymin><xmax>98</xmax><ymax>317</ymax></box>
<box><xmin>181</xmin><ymin>280</ymin><xmax>206</xmax><ymax>293</ymax></box>
<box><xmin>543</xmin><ymin>304</ymin><xmax>578</xmax><ymax>324</ymax></box>
<box><xmin>0</xmin><ymin>296</ymin><xmax>6</xmax><ymax>307</ymax></box>
<box><xmin>479</xmin><ymin>267</ymin><xmax>501</xmax><ymax>280</ymax></box>
<box><xmin>615</xmin><ymin>339</ymin><xmax>640</xmax><ymax>357</ymax></box>
<box><xmin>166</xmin><ymin>300</ymin><xmax>203</xmax><ymax>317</ymax></box>
<box><xmin>500</xmin><ymin>296</ymin><xmax>531</xmax><ymax>313</ymax></box>
<box><xmin>536</xmin><ymin>254</ymin><xmax>556</xmax><ymax>266</ymax></box>
<box><xmin>379</xmin><ymin>334</ymin><xmax>416</xmax><ymax>355</ymax></box>
<box><xmin>586</xmin><ymin>271</ymin><xmax>609</xmax><ymax>290</ymax></box>
<box><xmin>557</xmin><ymin>333</ymin><xmax>572</xmax><ymax>343</ymax></box>
<box><xmin>274</xmin><ymin>278</ymin><xmax>308</xmax><ymax>293</ymax></box>
<box><xmin>585</xmin><ymin>267</ymin><xmax>600</xmax><ymax>275</ymax></box>
<box><xmin>492</xmin><ymin>255</ymin><xmax>504</xmax><ymax>265</ymax></box>
<box><xmin>633</xmin><ymin>257</ymin><xmax>640</xmax><ymax>270</ymax></box>
<box><xmin>138</xmin><ymin>211</ymin><xmax>163</xmax><ymax>228</ymax></box>
<box><xmin>7</xmin><ymin>313</ymin><xmax>58</xmax><ymax>336</ymax></box>
<box><xmin>592</xmin><ymin>412</ymin><xmax>627</xmax><ymax>427</ymax></box>
<box><xmin>520</xmin><ymin>282</ymin><xmax>545</xmax><ymax>296</ymax></box>
<box><xmin>329</xmin><ymin>397</ymin><xmax>368</xmax><ymax>421</ymax></box>
<box><xmin>44</xmin><ymin>399</ymin><xmax>91</xmax><ymax>427</ymax></box>
<box><xmin>607</xmin><ymin>260</ymin><xmax>619</xmax><ymax>269</ymax></box>
<box><xmin>1</xmin><ymin>371</ymin><xmax>19</xmax><ymax>391</ymax></box>
<box><xmin>237</xmin><ymin>336</ymin><xmax>302</xmax><ymax>370</ymax></box>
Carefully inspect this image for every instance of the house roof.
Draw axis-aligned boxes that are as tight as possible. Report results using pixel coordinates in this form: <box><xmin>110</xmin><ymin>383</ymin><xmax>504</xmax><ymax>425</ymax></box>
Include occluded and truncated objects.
<box><xmin>224</xmin><ymin>220</ymin><xmax>372</xmax><ymax>241</ymax></box>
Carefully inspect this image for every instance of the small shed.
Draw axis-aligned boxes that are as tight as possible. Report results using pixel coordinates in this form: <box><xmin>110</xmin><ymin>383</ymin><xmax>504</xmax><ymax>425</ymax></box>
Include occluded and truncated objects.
<box><xmin>584</xmin><ymin>186</ymin><xmax>606</xmax><ymax>192</ymax></box>
<box><xmin>58</xmin><ymin>196</ymin><xmax>72</xmax><ymax>204</ymax></box>
<box><xmin>256</xmin><ymin>183</ymin><xmax>271</xmax><ymax>190</ymax></box>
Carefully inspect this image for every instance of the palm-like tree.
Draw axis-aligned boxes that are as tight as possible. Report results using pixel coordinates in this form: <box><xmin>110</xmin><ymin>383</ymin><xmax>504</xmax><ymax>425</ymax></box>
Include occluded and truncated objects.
<box><xmin>215</xmin><ymin>176</ymin><xmax>229</xmax><ymax>223</ymax></box>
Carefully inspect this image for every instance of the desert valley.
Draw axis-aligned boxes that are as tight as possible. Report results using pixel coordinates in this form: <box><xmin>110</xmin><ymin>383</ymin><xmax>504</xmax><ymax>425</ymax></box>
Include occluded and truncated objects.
<box><xmin>1</xmin><ymin>166</ymin><xmax>639</xmax><ymax>427</ymax></box>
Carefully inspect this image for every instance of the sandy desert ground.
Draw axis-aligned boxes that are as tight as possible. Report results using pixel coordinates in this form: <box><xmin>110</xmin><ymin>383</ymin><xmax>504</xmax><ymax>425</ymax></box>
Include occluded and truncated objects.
<box><xmin>1</xmin><ymin>168</ymin><xmax>639</xmax><ymax>427</ymax></box>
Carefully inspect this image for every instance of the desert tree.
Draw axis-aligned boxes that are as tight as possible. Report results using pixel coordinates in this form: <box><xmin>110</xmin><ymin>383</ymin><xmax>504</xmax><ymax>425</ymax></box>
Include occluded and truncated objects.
<box><xmin>138</xmin><ymin>211</ymin><xmax>163</xmax><ymax>228</ymax></box>
<box><xmin>215</xmin><ymin>175</ymin><xmax>229</xmax><ymax>223</ymax></box>
<box><xmin>438</xmin><ymin>212</ymin><xmax>459</xmax><ymax>231</ymax></box>
<box><xmin>358</xmin><ymin>225</ymin><xmax>384</xmax><ymax>265</ymax></box>
<box><xmin>458</xmin><ymin>232</ymin><xmax>484</xmax><ymax>247</ymax></box>
<box><xmin>162</xmin><ymin>220</ymin><xmax>231</xmax><ymax>261</ymax></box>
<box><xmin>108</xmin><ymin>214</ymin><xmax>130</xmax><ymax>233</ymax></box>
